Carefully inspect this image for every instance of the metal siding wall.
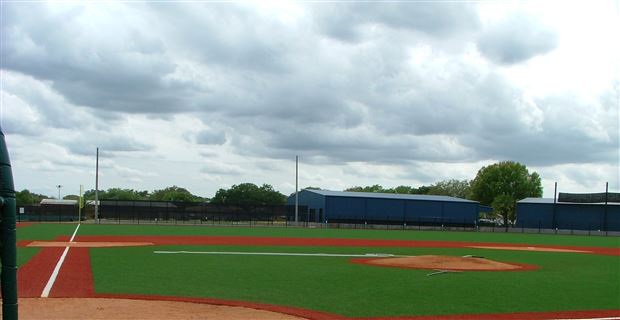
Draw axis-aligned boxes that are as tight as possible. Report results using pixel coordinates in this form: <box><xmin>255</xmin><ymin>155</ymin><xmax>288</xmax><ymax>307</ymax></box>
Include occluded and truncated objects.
<box><xmin>366</xmin><ymin>199</ymin><xmax>404</xmax><ymax>221</ymax></box>
<box><xmin>404</xmin><ymin>201</ymin><xmax>442</xmax><ymax>221</ymax></box>
<box><xmin>516</xmin><ymin>203</ymin><xmax>554</xmax><ymax>229</ymax></box>
<box><xmin>556</xmin><ymin>204</ymin><xmax>604</xmax><ymax>230</ymax></box>
<box><xmin>442</xmin><ymin>202</ymin><xmax>477</xmax><ymax>224</ymax></box>
<box><xmin>288</xmin><ymin>191</ymin><xmax>325</xmax><ymax>214</ymax></box>
<box><xmin>605</xmin><ymin>205</ymin><xmax>620</xmax><ymax>231</ymax></box>
<box><xmin>326</xmin><ymin>197</ymin><xmax>365</xmax><ymax>220</ymax></box>
<box><xmin>516</xmin><ymin>202</ymin><xmax>620</xmax><ymax>231</ymax></box>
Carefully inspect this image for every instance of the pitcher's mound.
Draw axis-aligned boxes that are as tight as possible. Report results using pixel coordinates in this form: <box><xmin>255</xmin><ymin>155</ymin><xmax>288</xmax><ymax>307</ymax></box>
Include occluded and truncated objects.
<box><xmin>17</xmin><ymin>298</ymin><xmax>309</xmax><ymax>320</ymax></box>
<box><xmin>354</xmin><ymin>255</ymin><xmax>534</xmax><ymax>271</ymax></box>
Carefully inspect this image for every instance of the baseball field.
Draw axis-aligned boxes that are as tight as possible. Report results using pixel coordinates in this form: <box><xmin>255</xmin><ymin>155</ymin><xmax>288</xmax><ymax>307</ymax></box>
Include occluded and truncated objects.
<box><xmin>13</xmin><ymin>222</ymin><xmax>620</xmax><ymax>319</ymax></box>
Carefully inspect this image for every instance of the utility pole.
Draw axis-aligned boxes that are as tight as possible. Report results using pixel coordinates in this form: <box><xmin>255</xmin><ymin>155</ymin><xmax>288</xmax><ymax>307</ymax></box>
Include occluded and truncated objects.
<box><xmin>604</xmin><ymin>182</ymin><xmax>609</xmax><ymax>232</ymax></box>
<box><xmin>295</xmin><ymin>155</ymin><xmax>299</xmax><ymax>224</ymax></box>
<box><xmin>57</xmin><ymin>185</ymin><xmax>62</xmax><ymax>200</ymax></box>
<box><xmin>95</xmin><ymin>147</ymin><xmax>99</xmax><ymax>223</ymax></box>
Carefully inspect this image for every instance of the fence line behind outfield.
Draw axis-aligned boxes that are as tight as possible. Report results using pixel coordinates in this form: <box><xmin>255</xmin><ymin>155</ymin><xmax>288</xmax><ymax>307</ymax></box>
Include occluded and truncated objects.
<box><xmin>16</xmin><ymin>200</ymin><xmax>619</xmax><ymax>236</ymax></box>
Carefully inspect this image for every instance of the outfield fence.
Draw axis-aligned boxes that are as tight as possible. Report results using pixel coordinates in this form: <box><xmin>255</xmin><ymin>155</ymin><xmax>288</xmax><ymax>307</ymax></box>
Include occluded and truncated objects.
<box><xmin>16</xmin><ymin>201</ymin><xmax>619</xmax><ymax>236</ymax></box>
<box><xmin>17</xmin><ymin>200</ymin><xmax>309</xmax><ymax>224</ymax></box>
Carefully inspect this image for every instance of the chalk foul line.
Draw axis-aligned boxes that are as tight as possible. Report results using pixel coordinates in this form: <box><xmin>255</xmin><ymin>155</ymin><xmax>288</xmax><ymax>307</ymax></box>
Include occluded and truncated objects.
<box><xmin>153</xmin><ymin>250</ymin><xmax>396</xmax><ymax>258</ymax></box>
<box><xmin>41</xmin><ymin>223</ymin><xmax>80</xmax><ymax>298</ymax></box>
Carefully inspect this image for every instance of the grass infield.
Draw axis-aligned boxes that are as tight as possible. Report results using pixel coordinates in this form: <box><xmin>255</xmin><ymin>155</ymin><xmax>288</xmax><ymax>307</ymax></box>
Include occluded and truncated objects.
<box><xmin>17</xmin><ymin>223</ymin><xmax>620</xmax><ymax>318</ymax></box>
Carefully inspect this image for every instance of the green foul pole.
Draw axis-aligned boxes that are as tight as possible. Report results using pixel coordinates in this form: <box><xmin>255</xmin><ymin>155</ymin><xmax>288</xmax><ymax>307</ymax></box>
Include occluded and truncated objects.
<box><xmin>0</xmin><ymin>128</ymin><xmax>18</xmax><ymax>320</ymax></box>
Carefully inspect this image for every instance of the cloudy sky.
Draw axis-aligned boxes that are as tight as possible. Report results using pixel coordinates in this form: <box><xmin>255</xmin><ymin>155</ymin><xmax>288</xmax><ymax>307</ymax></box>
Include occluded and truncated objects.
<box><xmin>2</xmin><ymin>1</ymin><xmax>618</xmax><ymax>199</ymax></box>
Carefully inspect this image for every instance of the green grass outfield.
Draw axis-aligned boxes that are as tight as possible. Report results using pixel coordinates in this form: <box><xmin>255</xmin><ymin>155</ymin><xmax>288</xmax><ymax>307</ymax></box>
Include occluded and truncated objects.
<box><xmin>18</xmin><ymin>223</ymin><xmax>620</xmax><ymax>317</ymax></box>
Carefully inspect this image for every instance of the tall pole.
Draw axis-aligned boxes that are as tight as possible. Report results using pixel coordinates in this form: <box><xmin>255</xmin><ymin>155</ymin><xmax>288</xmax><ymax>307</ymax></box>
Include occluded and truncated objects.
<box><xmin>57</xmin><ymin>184</ymin><xmax>62</xmax><ymax>200</ymax></box>
<box><xmin>95</xmin><ymin>147</ymin><xmax>99</xmax><ymax>223</ymax></box>
<box><xmin>552</xmin><ymin>182</ymin><xmax>557</xmax><ymax>229</ymax></box>
<box><xmin>604</xmin><ymin>182</ymin><xmax>609</xmax><ymax>232</ymax></box>
<box><xmin>78</xmin><ymin>184</ymin><xmax>84</xmax><ymax>223</ymax></box>
<box><xmin>295</xmin><ymin>155</ymin><xmax>299</xmax><ymax>223</ymax></box>
<box><xmin>1</xmin><ymin>127</ymin><xmax>18</xmax><ymax>319</ymax></box>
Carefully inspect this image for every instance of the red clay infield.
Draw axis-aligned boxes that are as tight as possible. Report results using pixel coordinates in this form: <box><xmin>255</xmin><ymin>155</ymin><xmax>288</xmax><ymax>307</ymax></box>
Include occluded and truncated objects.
<box><xmin>20</xmin><ymin>235</ymin><xmax>620</xmax><ymax>256</ymax></box>
<box><xmin>15</xmin><ymin>233</ymin><xmax>620</xmax><ymax>319</ymax></box>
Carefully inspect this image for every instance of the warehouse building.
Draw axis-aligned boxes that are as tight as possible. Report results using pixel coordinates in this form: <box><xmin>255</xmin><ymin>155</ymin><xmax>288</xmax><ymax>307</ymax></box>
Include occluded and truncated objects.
<box><xmin>288</xmin><ymin>189</ymin><xmax>488</xmax><ymax>226</ymax></box>
<box><xmin>516</xmin><ymin>198</ymin><xmax>620</xmax><ymax>231</ymax></box>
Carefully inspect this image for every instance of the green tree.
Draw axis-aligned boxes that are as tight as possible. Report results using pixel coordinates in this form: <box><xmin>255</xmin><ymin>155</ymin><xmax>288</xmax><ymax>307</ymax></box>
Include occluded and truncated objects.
<box><xmin>63</xmin><ymin>195</ymin><xmax>80</xmax><ymax>201</ymax></box>
<box><xmin>150</xmin><ymin>186</ymin><xmax>204</xmax><ymax>202</ymax></box>
<box><xmin>411</xmin><ymin>185</ymin><xmax>432</xmax><ymax>195</ymax></box>
<box><xmin>345</xmin><ymin>185</ymin><xmax>385</xmax><ymax>193</ymax></box>
<box><xmin>211</xmin><ymin>183</ymin><xmax>286</xmax><ymax>205</ymax></box>
<box><xmin>391</xmin><ymin>185</ymin><xmax>414</xmax><ymax>194</ymax></box>
<box><xmin>470</xmin><ymin>161</ymin><xmax>543</xmax><ymax>229</ymax></box>
<box><xmin>83</xmin><ymin>189</ymin><xmax>107</xmax><ymax>201</ymax></box>
<box><xmin>83</xmin><ymin>188</ymin><xmax>150</xmax><ymax>201</ymax></box>
<box><xmin>105</xmin><ymin>188</ymin><xmax>149</xmax><ymax>200</ymax></box>
<box><xmin>428</xmin><ymin>179</ymin><xmax>471</xmax><ymax>199</ymax></box>
<box><xmin>16</xmin><ymin>189</ymin><xmax>50</xmax><ymax>206</ymax></box>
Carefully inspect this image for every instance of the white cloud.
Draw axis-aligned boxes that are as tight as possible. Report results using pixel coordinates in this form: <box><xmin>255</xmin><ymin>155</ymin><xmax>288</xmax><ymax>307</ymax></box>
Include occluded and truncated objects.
<box><xmin>2</xmin><ymin>2</ymin><xmax>618</xmax><ymax>199</ymax></box>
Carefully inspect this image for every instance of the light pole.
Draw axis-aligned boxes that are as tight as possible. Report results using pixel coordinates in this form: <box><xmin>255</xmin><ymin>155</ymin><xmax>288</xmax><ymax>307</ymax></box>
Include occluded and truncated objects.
<box><xmin>57</xmin><ymin>185</ymin><xmax>62</xmax><ymax>200</ymax></box>
<box><xmin>295</xmin><ymin>155</ymin><xmax>298</xmax><ymax>224</ymax></box>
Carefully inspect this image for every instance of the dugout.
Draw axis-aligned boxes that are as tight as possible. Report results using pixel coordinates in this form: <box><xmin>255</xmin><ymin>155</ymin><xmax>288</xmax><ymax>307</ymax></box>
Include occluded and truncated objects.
<box><xmin>288</xmin><ymin>189</ymin><xmax>484</xmax><ymax>226</ymax></box>
<box><xmin>516</xmin><ymin>197</ymin><xmax>620</xmax><ymax>231</ymax></box>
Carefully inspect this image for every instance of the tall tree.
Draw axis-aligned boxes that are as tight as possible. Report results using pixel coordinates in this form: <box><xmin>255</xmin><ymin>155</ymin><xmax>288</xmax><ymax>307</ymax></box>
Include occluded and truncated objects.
<box><xmin>104</xmin><ymin>188</ymin><xmax>149</xmax><ymax>200</ymax></box>
<box><xmin>150</xmin><ymin>186</ymin><xmax>204</xmax><ymax>202</ymax></box>
<box><xmin>15</xmin><ymin>189</ymin><xmax>50</xmax><ymax>206</ymax></box>
<box><xmin>470</xmin><ymin>161</ymin><xmax>543</xmax><ymax>228</ymax></box>
<box><xmin>211</xmin><ymin>183</ymin><xmax>286</xmax><ymax>205</ymax></box>
<box><xmin>345</xmin><ymin>185</ymin><xmax>385</xmax><ymax>193</ymax></box>
<box><xmin>391</xmin><ymin>185</ymin><xmax>414</xmax><ymax>194</ymax></box>
<box><xmin>428</xmin><ymin>179</ymin><xmax>472</xmax><ymax>199</ymax></box>
<box><xmin>83</xmin><ymin>188</ymin><xmax>150</xmax><ymax>201</ymax></box>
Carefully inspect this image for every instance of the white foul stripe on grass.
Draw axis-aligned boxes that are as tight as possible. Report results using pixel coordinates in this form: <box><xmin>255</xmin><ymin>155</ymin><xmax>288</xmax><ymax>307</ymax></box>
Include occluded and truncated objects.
<box><xmin>154</xmin><ymin>250</ymin><xmax>396</xmax><ymax>258</ymax></box>
<box><xmin>41</xmin><ymin>223</ymin><xmax>80</xmax><ymax>298</ymax></box>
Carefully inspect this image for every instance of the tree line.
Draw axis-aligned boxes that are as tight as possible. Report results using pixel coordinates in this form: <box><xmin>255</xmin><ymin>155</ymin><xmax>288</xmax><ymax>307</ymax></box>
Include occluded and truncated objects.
<box><xmin>15</xmin><ymin>161</ymin><xmax>542</xmax><ymax>225</ymax></box>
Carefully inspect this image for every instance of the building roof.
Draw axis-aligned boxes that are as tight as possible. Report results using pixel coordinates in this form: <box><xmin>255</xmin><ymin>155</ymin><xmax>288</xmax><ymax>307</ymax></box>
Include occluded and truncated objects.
<box><xmin>40</xmin><ymin>199</ymin><xmax>78</xmax><ymax>205</ymax></box>
<box><xmin>518</xmin><ymin>197</ymin><xmax>620</xmax><ymax>205</ymax></box>
<box><xmin>303</xmin><ymin>189</ymin><xmax>478</xmax><ymax>203</ymax></box>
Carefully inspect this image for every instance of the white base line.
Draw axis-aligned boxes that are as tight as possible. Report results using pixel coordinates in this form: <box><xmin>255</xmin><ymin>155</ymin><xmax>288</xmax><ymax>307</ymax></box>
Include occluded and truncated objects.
<box><xmin>41</xmin><ymin>224</ymin><xmax>81</xmax><ymax>298</ymax></box>
<box><xmin>153</xmin><ymin>251</ymin><xmax>396</xmax><ymax>258</ymax></box>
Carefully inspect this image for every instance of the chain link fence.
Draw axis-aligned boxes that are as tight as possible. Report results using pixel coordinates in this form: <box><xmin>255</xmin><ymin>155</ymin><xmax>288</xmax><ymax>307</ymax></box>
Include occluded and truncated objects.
<box><xmin>15</xmin><ymin>200</ymin><xmax>619</xmax><ymax>235</ymax></box>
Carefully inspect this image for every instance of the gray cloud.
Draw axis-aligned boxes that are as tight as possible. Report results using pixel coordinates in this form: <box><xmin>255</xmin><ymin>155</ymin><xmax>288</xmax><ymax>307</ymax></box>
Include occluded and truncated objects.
<box><xmin>1</xmin><ymin>3</ymin><xmax>188</xmax><ymax>114</ymax></box>
<box><xmin>195</xmin><ymin>129</ymin><xmax>227</xmax><ymax>145</ymax></box>
<box><xmin>477</xmin><ymin>12</ymin><xmax>559</xmax><ymax>64</ymax></box>
<box><xmin>2</xmin><ymin>2</ymin><xmax>617</xmax><ymax>196</ymax></box>
<box><xmin>66</xmin><ymin>134</ymin><xmax>153</xmax><ymax>156</ymax></box>
<box><xmin>312</xmin><ymin>2</ymin><xmax>480</xmax><ymax>42</ymax></box>
<box><xmin>200</xmin><ymin>161</ymin><xmax>244</xmax><ymax>176</ymax></box>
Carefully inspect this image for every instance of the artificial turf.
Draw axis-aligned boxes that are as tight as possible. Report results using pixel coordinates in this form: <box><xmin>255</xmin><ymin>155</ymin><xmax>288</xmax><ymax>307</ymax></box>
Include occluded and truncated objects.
<box><xmin>16</xmin><ymin>223</ymin><xmax>620</xmax><ymax>317</ymax></box>
<box><xmin>16</xmin><ymin>223</ymin><xmax>78</xmax><ymax>267</ymax></box>
<box><xmin>89</xmin><ymin>244</ymin><xmax>620</xmax><ymax>317</ymax></box>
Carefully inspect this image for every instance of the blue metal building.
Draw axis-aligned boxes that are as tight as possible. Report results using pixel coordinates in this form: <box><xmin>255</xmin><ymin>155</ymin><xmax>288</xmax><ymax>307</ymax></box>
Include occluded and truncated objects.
<box><xmin>287</xmin><ymin>189</ymin><xmax>486</xmax><ymax>226</ymax></box>
<box><xmin>516</xmin><ymin>198</ymin><xmax>620</xmax><ymax>231</ymax></box>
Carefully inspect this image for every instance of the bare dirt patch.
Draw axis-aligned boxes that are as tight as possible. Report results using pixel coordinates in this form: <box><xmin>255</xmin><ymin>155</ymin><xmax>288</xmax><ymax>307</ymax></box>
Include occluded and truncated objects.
<box><xmin>17</xmin><ymin>298</ymin><xmax>309</xmax><ymax>320</ymax></box>
<box><xmin>353</xmin><ymin>255</ymin><xmax>533</xmax><ymax>271</ymax></box>
<box><xmin>26</xmin><ymin>241</ymin><xmax>153</xmax><ymax>248</ymax></box>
